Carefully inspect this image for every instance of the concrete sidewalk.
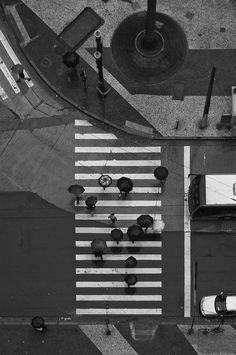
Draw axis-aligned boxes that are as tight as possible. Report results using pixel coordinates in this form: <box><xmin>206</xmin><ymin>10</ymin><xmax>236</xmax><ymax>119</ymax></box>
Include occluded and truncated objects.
<box><xmin>1</xmin><ymin>0</ymin><xmax>235</xmax><ymax>138</ymax></box>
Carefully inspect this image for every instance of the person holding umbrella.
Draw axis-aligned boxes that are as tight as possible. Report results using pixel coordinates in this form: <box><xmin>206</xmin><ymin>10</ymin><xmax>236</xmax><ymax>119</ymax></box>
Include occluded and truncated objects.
<box><xmin>154</xmin><ymin>166</ymin><xmax>169</xmax><ymax>184</ymax></box>
<box><xmin>137</xmin><ymin>215</ymin><xmax>154</xmax><ymax>232</ymax></box>
<box><xmin>127</xmin><ymin>224</ymin><xmax>144</xmax><ymax>244</ymax></box>
<box><xmin>86</xmin><ymin>196</ymin><xmax>98</xmax><ymax>216</ymax></box>
<box><xmin>11</xmin><ymin>64</ymin><xmax>31</xmax><ymax>83</ymax></box>
<box><xmin>117</xmin><ymin>176</ymin><xmax>133</xmax><ymax>198</ymax></box>
<box><xmin>108</xmin><ymin>213</ymin><xmax>117</xmax><ymax>227</ymax></box>
<box><xmin>91</xmin><ymin>238</ymin><xmax>107</xmax><ymax>260</ymax></box>
<box><xmin>110</xmin><ymin>228</ymin><xmax>123</xmax><ymax>244</ymax></box>
<box><xmin>125</xmin><ymin>274</ymin><xmax>137</xmax><ymax>288</ymax></box>
<box><xmin>67</xmin><ymin>184</ymin><xmax>85</xmax><ymax>205</ymax></box>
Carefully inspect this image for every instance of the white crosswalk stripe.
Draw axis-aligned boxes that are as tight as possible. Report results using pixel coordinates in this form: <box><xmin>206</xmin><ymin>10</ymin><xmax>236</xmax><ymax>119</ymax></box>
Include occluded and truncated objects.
<box><xmin>74</xmin><ymin>119</ymin><xmax>163</xmax><ymax>315</ymax></box>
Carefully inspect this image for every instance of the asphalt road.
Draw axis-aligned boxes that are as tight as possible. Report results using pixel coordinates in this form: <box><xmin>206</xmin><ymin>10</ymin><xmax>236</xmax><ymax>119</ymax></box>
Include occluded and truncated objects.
<box><xmin>0</xmin><ymin>192</ymin><xmax>75</xmax><ymax>317</ymax></box>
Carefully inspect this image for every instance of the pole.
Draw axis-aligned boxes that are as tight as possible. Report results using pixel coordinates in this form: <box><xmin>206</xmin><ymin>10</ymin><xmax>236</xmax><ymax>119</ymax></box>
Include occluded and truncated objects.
<box><xmin>94</xmin><ymin>51</ymin><xmax>111</xmax><ymax>98</ymax></box>
<box><xmin>94</xmin><ymin>30</ymin><xmax>103</xmax><ymax>54</ymax></box>
<box><xmin>198</xmin><ymin>67</ymin><xmax>216</xmax><ymax>129</ymax></box>
<box><xmin>188</xmin><ymin>261</ymin><xmax>198</xmax><ymax>335</ymax></box>
<box><xmin>144</xmin><ymin>0</ymin><xmax>157</xmax><ymax>48</ymax></box>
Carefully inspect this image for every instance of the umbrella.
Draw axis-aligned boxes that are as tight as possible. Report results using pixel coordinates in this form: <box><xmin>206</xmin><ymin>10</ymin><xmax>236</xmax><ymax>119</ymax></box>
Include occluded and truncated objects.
<box><xmin>67</xmin><ymin>184</ymin><xmax>85</xmax><ymax>196</ymax></box>
<box><xmin>152</xmin><ymin>219</ymin><xmax>165</xmax><ymax>234</ymax></box>
<box><xmin>63</xmin><ymin>51</ymin><xmax>80</xmax><ymax>68</ymax></box>
<box><xmin>154</xmin><ymin>166</ymin><xmax>169</xmax><ymax>181</ymax></box>
<box><xmin>91</xmin><ymin>239</ymin><xmax>107</xmax><ymax>254</ymax></box>
<box><xmin>127</xmin><ymin>224</ymin><xmax>144</xmax><ymax>243</ymax></box>
<box><xmin>137</xmin><ymin>215</ymin><xmax>153</xmax><ymax>229</ymax></box>
<box><xmin>125</xmin><ymin>274</ymin><xmax>138</xmax><ymax>287</ymax></box>
<box><xmin>110</xmin><ymin>229</ymin><xmax>123</xmax><ymax>244</ymax></box>
<box><xmin>86</xmin><ymin>196</ymin><xmax>98</xmax><ymax>208</ymax></box>
<box><xmin>98</xmin><ymin>174</ymin><xmax>112</xmax><ymax>190</ymax></box>
<box><xmin>117</xmin><ymin>177</ymin><xmax>133</xmax><ymax>193</ymax></box>
<box><xmin>31</xmin><ymin>316</ymin><xmax>45</xmax><ymax>329</ymax></box>
<box><xmin>125</xmin><ymin>256</ymin><xmax>137</xmax><ymax>268</ymax></box>
<box><xmin>11</xmin><ymin>63</ymin><xmax>24</xmax><ymax>74</ymax></box>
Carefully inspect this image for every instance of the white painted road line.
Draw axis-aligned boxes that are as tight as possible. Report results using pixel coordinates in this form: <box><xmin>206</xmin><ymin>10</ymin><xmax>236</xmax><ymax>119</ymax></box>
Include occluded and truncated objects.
<box><xmin>75</xmin><ymin>160</ymin><xmax>161</xmax><ymax>166</ymax></box>
<box><xmin>184</xmin><ymin>145</ymin><xmax>191</xmax><ymax>318</ymax></box>
<box><xmin>78</xmin><ymin>200</ymin><xmax>161</xmax><ymax>207</ymax></box>
<box><xmin>76</xmin><ymin>268</ymin><xmax>162</xmax><ymax>274</ymax></box>
<box><xmin>76</xmin><ymin>254</ymin><xmax>162</xmax><ymax>261</ymax></box>
<box><xmin>75</xmin><ymin>173</ymin><xmax>156</xmax><ymax>180</ymax></box>
<box><xmin>0</xmin><ymin>56</ymin><xmax>20</xmax><ymax>93</ymax></box>
<box><xmin>76</xmin><ymin>308</ymin><xmax>162</xmax><ymax>315</ymax></box>
<box><xmin>75</xmin><ymin>133</ymin><xmax>117</xmax><ymax>139</ymax></box>
<box><xmin>0</xmin><ymin>85</ymin><xmax>8</xmax><ymax>100</ymax></box>
<box><xmin>74</xmin><ymin>119</ymin><xmax>92</xmax><ymax>126</ymax></box>
<box><xmin>75</xmin><ymin>227</ymin><xmax>127</xmax><ymax>233</ymax></box>
<box><xmin>76</xmin><ymin>295</ymin><xmax>162</xmax><ymax>301</ymax></box>
<box><xmin>0</xmin><ymin>28</ymin><xmax>33</xmax><ymax>88</ymax></box>
<box><xmin>75</xmin><ymin>213</ymin><xmax>161</xmax><ymax>220</ymax></box>
<box><xmin>75</xmin><ymin>241</ymin><xmax>162</xmax><ymax>247</ymax></box>
<box><xmin>76</xmin><ymin>187</ymin><xmax>161</xmax><ymax>193</ymax></box>
<box><xmin>76</xmin><ymin>281</ymin><xmax>162</xmax><ymax>287</ymax></box>
<box><xmin>75</xmin><ymin>146</ymin><xmax>161</xmax><ymax>153</ymax></box>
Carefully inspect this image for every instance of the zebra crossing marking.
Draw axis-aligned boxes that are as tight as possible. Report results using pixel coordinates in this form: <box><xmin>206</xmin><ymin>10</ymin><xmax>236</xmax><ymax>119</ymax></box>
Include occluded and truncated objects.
<box><xmin>78</xmin><ymin>200</ymin><xmax>161</xmax><ymax>207</ymax></box>
<box><xmin>76</xmin><ymin>268</ymin><xmax>162</xmax><ymax>274</ymax></box>
<box><xmin>75</xmin><ymin>133</ymin><xmax>117</xmax><ymax>139</ymax></box>
<box><xmin>76</xmin><ymin>281</ymin><xmax>162</xmax><ymax>287</ymax></box>
<box><xmin>75</xmin><ymin>241</ymin><xmax>162</xmax><ymax>247</ymax></box>
<box><xmin>76</xmin><ymin>308</ymin><xmax>162</xmax><ymax>315</ymax></box>
<box><xmin>74</xmin><ymin>119</ymin><xmax>93</xmax><ymax>126</ymax></box>
<box><xmin>75</xmin><ymin>213</ymin><xmax>161</xmax><ymax>220</ymax></box>
<box><xmin>75</xmin><ymin>173</ymin><xmax>156</xmax><ymax>180</ymax></box>
<box><xmin>74</xmin><ymin>130</ymin><xmax>163</xmax><ymax>315</ymax></box>
<box><xmin>74</xmin><ymin>187</ymin><xmax>161</xmax><ymax>193</ymax></box>
<box><xmin>75</xmin><ymin>160</ymin><xmax>161</xmax><ymax>166</ymax></box>
<box><xmin>75</xmin><ymin>254</ymin><xmax>162</xmax><ymax>261</ymax></box>
<box><xmin>75</xmin><ymin>146</ymin><xmax>161</xmax><ymax>153</ymax></box>
<box><xmin>0</xmin><ymin>28</ymin><xmax>33</xmax><ymax>88</ymax></box>
<box><xmin>76</xmin><ymin>295</ymin><xmax>162</xmax><ymax>301</ymax></box>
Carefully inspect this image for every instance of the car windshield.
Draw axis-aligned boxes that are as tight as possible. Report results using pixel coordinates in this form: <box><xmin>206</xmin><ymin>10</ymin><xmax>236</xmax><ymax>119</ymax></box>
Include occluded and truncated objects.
<box><xmin>215</xmin><ymin>295</ymin><xmax>227</xmax><ymax>314</ymax></box>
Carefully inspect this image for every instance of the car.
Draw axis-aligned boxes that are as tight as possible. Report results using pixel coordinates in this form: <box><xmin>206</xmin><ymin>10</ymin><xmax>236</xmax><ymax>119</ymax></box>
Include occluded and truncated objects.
<box><xmin>200</xmin><ymin>292</ymin><xmax>236</xmax><ymax>317</ymax></box>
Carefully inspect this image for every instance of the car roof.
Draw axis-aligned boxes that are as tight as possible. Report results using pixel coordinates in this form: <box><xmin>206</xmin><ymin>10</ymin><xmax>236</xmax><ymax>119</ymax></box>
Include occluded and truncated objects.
<box><xmin>205</xmin><ymin>175</ymin><xmax>236</xmax><ymax>205</ymax></box>
<box><xmin>226</xmin><ymin>296</ymin><xmax>236</xmax><ymax>311</ymax></box>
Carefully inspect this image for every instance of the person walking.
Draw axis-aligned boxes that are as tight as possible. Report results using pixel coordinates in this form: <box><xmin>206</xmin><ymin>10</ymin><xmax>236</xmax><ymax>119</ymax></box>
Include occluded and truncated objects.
<box><xmin>108</xmin><ymin>213</ymin><xmax>117</xmax><ymax>226</ymax></box>
<box><xmin>11</xmin><ymin>64</ymin><xmax>31</xmax><ymax>83</ymax></box>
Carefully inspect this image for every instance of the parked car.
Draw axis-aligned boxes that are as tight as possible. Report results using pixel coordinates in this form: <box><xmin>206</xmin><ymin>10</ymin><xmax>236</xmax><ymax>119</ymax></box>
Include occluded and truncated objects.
<box><xmin>200</xmin><ymin>292</ymin><xmax>236</xmax><ymax>317</ymax></box>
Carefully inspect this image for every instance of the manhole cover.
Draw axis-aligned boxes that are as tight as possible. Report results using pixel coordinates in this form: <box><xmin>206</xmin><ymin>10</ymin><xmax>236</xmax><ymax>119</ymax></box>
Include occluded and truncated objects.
<box><xmin>111</xmin><ymin>12</ymin><xmax>188</xmax><ymax>83</ymax></box>
<box><xmin>40</xmin><ymin>57</ymin><xmax>52</xmax><ymax>68</ymax></box>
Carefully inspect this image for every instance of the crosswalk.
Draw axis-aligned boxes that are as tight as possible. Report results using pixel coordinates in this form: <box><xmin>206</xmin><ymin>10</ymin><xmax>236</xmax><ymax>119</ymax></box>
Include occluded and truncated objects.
<box><xmin>74</xmin><ymin>119</ymin><xmax>163</xmax><ymax>315</ymax></box>
<box><xmin>0</xmin><ymin>26</ymin><xmax>33</xmax><ymax>101</ymax></box>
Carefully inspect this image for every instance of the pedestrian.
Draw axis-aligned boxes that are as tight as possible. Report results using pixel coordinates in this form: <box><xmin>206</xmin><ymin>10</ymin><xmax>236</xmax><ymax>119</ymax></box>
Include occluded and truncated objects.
<box><xmin>118</xmin><ymin>190</ymin><xmax>128</xmax><ymax>199</ymax></box>
<box><xmin>108</xmin><ymin>213</ymin><xmax>117</xmax><ymax>226</ymax></box>
<box><xmin>80</xmin><ymin>69</ymin><xmax>87</xmax><ymax>90</ymax></box>
<box><xmin>151</xmin><ymin>218</ymin><xmax>165</xmax><ymax>234</ymax></box>
<box><xmin>11</xmin><ymin>64</ymin><xmax>31</xmax><ymax>83</ymax></box>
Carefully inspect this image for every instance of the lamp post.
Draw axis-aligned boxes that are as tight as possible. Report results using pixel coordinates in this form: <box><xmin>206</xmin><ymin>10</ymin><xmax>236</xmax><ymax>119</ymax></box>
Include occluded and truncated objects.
<box><xmin>94</xmin><ymin>51</ymin><xmax>111</xmax><ymax>98</ymax></box>
<box><xmin>94</xmin><ymin>30</ymin><xmax>103</xmax><ymax>54</ymax></box>
<box><xmin>143</xmin><ymin>0</ymin><xmax>157</xmax><ymax>49</ymax></box>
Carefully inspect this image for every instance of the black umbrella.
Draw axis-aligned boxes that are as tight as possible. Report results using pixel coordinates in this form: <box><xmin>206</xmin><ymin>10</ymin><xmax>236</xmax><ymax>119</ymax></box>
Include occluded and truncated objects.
<box><xmin>110</xmin><ymin>229</ymin><xmax>123</xmax><ymax>244</ymax></box>
<box><xmin>91</xmin><ymin>239</ymin><xmax>107</xmax><ymax>259</ymax></box>
<box><xmin>86</xmin><ymin>196</ymin><xmax>98</xmax><ymax>208</ymax></box>
<box><xmin>137</xmin><ymin>215</ymin><xmax>153</xmax><ymax>229</ymax></box>
<box><xmin>117</xmin><ymin>177</ymin><xmax>133</xmax><ymax>193</ymax></box>
<box><xmin>31</xmin><ymin>316</ymin><xmax>45</xmax><ymax>330</ymax></box>
<box><xmin>98</xmin><ymin>174</ymin><xmax>112</xmax><ymax>190</ymax></box>
<box><xmin>125</xmin><ymin>256</ymin><xmax>137</xmax><ymax>268</ymax></box>
<box><xmin>67</xmin><ymin>184</ymin><xmax>85</xmax><ymax>196</ymax></box>
<box><xmin>154</xmin><ymin>166</ymin><xmax>169</xmax><ymax>181</ymax></box>
<box><xmin>127</xmin><ymin>224</ymin><xmax>144</xmax><ymax>243</ymax></box>
<box><xmin>125</xmin><ymin>274</ymin><xmax>138</xmax><ymax>287</ymax></box>
<box><xmin>63</xmin><ymin>51</ymin><xmax>80</xmax><ymax>68</ymax></box>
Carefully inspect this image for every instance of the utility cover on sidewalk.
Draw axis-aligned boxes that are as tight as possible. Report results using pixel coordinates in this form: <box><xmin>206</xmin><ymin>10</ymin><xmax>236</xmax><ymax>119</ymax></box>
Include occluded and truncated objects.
<box><xmin>57</xmin><ymin>7</ymin><xmax>104</xmax><ymax>51</ymax></box>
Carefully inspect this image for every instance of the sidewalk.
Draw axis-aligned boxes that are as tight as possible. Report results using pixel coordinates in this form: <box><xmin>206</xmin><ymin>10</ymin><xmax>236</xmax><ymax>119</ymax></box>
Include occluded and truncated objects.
<box><xmin>1</xmin><ymin>0</ymin><xmax>235</xmax><ymax>138</ymax></box>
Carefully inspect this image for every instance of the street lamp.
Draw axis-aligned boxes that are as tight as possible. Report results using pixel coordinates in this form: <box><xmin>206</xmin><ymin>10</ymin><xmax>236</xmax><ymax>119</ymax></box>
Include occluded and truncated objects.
<box><xmin>94</xmin><ymin>30</ymin><xmax>103</xmax><ymax>54</ymax></box>
<box><xmin>94</xmin><ymin>51</ymin><xmax>111</xmax><ymax>98</ymax></box>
